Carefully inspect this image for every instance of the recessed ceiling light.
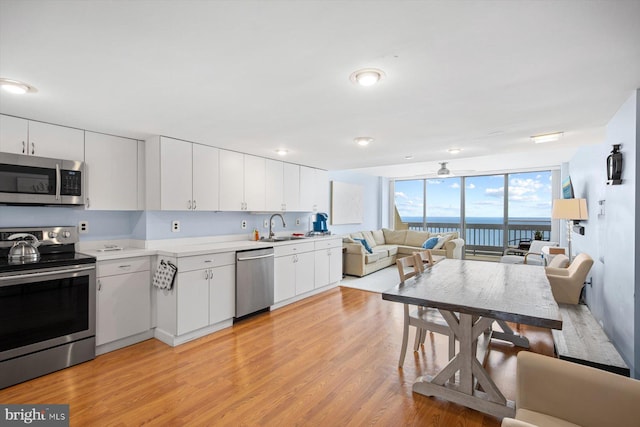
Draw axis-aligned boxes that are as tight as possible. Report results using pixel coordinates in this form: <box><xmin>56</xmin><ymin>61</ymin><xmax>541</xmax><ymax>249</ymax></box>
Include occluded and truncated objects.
<box><xmin>354</xmin><ymin>137</ymin><xmax>373</xmax><ymax>146</ymax></box>
<box><xmin>0</xmin><ymin>78</ymin><xmax>36</xmax><ymax>94</ymax></box>
<box><xmin>349</xmin><ymin>68</ymin><xmax>386</xmax><ymax>87</ymax></box>
<box><xmin>531</xmin><ymin>132</ymin><xmax>563</xmax><ymax>144</ymax></box>
<box><xmin>404</xmin><ymin>155</ymin><xmax>414</xmax><ymax>160</ymax></box>
<box><xmin>447</xmin><ymin>148</ymin><xmax>462</xmax><ymax>154</ymax></box>
<box><xmin>275</xmin><ymin>149</ymin><xmax>288</xmax><ymax>156</ymax></box>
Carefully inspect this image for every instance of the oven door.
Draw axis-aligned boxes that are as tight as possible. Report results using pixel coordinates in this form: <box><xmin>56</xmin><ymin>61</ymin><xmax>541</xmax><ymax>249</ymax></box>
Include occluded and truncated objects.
<box><xmin>0</xmin><ymin>264</ymin><xmax>96</xmax><ymax>362</ymax></box>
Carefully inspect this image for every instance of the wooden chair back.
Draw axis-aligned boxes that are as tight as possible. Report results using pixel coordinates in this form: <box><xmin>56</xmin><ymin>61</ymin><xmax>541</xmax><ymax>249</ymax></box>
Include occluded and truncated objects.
<box><xmin>413</xmin><ymin>250</ymin><xmax>435</xmax><ymax>273</ymax></box>
<box><xmin>396</xmin><ymin>255</ymin><xmax>420</xmax><ymax>282</ymax></box>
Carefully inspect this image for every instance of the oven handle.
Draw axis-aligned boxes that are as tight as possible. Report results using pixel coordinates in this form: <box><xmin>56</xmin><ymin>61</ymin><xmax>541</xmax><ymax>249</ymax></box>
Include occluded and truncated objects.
<box><xmin>0</xmin><ymin>265</ymin><xmax>95</xmax><ymax>282</ymax></box>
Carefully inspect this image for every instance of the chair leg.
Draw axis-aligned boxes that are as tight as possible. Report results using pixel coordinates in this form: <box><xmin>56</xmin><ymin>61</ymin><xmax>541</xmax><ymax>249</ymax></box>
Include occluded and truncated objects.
<box><xmin>448</xmin><ymin>334</ymin><xmax>455</xmax><ymax>360</ymax></box>
<box><xmin>399</xmin><ymin>304</ymin><xmax>411</xmax><ymax>367</ymax></box>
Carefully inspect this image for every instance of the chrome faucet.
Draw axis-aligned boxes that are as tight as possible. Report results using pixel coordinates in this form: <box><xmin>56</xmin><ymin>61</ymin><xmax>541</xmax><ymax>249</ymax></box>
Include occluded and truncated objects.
<box><xmin>269</xmin><ymin>213</ymin><xmax>286</xmax><ymax>239</ymax></box>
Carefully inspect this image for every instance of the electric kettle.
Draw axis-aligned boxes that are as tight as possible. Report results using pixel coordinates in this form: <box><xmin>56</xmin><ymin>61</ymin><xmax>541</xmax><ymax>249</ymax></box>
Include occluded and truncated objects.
<box><xmin>7</xmin><ymin>233</ymin><xmax>41</xmax><ymax>263</ymax></box>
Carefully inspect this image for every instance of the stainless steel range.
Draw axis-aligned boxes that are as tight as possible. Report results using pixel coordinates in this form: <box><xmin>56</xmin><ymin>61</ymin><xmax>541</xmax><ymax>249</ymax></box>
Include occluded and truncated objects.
<box><xmin>0</xmin><ymin>226</ymin><xmax>96</xmax><ymax>389</ymax></box>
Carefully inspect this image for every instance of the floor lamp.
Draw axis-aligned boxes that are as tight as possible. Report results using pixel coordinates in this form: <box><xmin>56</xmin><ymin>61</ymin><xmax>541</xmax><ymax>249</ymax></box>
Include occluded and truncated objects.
<box><xmin>551</xmin><ymin>198</ymin><xmax>589</xmax><ymax>261</ymax></box>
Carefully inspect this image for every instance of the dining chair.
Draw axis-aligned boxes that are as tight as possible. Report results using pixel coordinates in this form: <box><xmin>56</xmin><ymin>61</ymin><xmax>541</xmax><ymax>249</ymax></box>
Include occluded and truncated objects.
<box><xmin>413</xmin><ymin>249</ymin><xmax>444</xmax><ymax>273</ymax></box>
<box><xmin>396</xmin><ymin>255</ymin><xmax>454</xmax><ymax>367</ymax></box>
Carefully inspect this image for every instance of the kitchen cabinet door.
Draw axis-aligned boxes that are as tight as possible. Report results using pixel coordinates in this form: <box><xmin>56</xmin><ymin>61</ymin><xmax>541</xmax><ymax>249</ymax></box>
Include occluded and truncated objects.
<box><xmin>274</xmin><ymin>255</ymin><xmax>296</xmax><ymax>303</ymax></box>
<box><xmin>299</xmin><ymin>166</ymin><xmax>315</xmax><ymax>212</ymax></box>
<box><xmin>295</xmin><ymin>251</ymin><xmax>315</xmax><ymax>295</ymax></box>
<box><xmin>243</xmin><ymin>154</ymin><xmax>266</xmax><ymax>211</ymax></box>
<box><xmin>329</xmin><ymin>246</ymin><xmax>343</xmax><ymax>284</ymax></box>
<box><xmin>160</xmin><ymin>137</ymin><xmax>193</xmax><ymax>211</ymax></box>
<box><xmin>219</xmin><ymin>149</ymin><xmax>244</xmax><ymax>210</ymax></box>
<box><xmin>314</xmin><ymin>249</ymin><xmax>330</xmax><ymax>288</ymax></box>
<box><xmin>192</xmin><ymin>144</ymin><xmax>219</xmax><ymax>211</ymax></box>
<box><xmin>283</xmin><ymin>163</ymin><xmax>300</xmax><ymax>211</ymax></box>
<box><xmin>209</xmin><ymin>264</ymin><xmax>235</xmax><ymax>324</ymax></box>
<box><xmin>314</xmin><ymin>169</ymin><xmax>329</xmax><ymax>213</ymax></box>
<box><xmin>0</xmin><ymin>115</ymin><xmax>28</xmax><ymax>154</ymax></box>
<box><xmin>96</xmin><ymin>270</ymin><xmax>151</xmax><ymax>346</ymax></box>
<box><xmin>265</xmin><ymin>159</ymin><xmax>284</xmax><ymax>212</ymax></box>
<box><xmin>176</xmin><ymin>269</ymin><xmax>209</xmax><ymax>335</ymax></box>
<box><xmin>27</xmin><ymin>120</ymin><xmax>84</xmax><ymax>161</ymax></box>
<box><xmin>85</xmin><ymin>131</ymin><xmax>138</xmax><ymax>210</ymax></box>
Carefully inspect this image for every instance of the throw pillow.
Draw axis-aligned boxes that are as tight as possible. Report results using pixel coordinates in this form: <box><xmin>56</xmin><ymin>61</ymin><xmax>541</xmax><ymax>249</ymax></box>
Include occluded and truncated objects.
<box><xmin>353</xmin><ymin>238</ymin><xmax>373</xmax><ymax>254</ymax></box>
<box><xmin>433</xmin><ymin>236</ymin><xmax>448</xmax><ymax>250</ymax></box>
<box><xmin>422</xmin><ymin>237</ymin><xmax>439</xmax><ymax>249</ymax></box>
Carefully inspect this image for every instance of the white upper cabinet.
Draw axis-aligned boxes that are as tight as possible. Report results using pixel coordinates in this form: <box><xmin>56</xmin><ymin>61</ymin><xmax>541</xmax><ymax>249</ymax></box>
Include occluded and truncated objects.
<box><xmin>265</xmin><ymin>159</ymin><xmax>284</xmax><ymax>212</ymax></box>
<box><xmin>283</xmin><ymin>163</ymin><xmax>300</xmax><ymax>211</ymax></box>
<box><xmin>243</xmin><ymin>154</ymin><xmax>266</xmax><ymax>211</ymax></box>
<box><xmin>219</xmin><ymin>150</ymin><xmax>266</xmax><ymax>211</ymax></box>
<box><xmin>192</xmin><ymin>143</ymin><xmax>219</xmax><ymax>211</ymax></box>
<box><xmin>146</xmin><ymin>136</ymin><xmax>219</xmax><ymax>211</ymax></box>
<box><xmin>84</xmin><ymin>132</ymin><xmax>139</xmax><ymax>210</ymax></box>
<box><xmin>299</xmin><ymin>166</ymin><xmax>328</xmax><ymax>212</ymax></box>
<box><xmin>0</xmin><ymin>115</ymin><xmax>84</xmax><ymax>161</ymax></box>
<box><xmin>219</xmin><ymin>150</ymin><xmax>245</xmax><ymax>210</ymax></box>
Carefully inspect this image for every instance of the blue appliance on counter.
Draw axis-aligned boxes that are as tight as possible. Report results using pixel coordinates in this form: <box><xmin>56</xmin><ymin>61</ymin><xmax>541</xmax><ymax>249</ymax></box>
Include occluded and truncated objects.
<box><xmin>312</xmin><ymin>212</ymin><xmax>329</xmax><ymax>233</ymax></box>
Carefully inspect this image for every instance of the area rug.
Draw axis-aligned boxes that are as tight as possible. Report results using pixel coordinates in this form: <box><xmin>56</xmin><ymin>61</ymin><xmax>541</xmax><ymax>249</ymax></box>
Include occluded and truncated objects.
<box><xmin>340</xmin><ymin>265</ymin><xmax>401</xmax><ymax>294</ymax></box>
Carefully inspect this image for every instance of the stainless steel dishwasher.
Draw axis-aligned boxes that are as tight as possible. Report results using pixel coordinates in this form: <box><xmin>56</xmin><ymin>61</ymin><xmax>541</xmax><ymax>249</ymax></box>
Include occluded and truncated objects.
<box><xmin>235</xmin><ymin>247</ymin><xmax>275</xmax><ymax>319</ymax></box>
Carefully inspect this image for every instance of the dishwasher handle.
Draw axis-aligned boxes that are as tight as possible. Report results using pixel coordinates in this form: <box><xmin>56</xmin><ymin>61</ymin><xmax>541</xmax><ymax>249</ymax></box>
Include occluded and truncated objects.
<box><xmin>237</xmin><ymin>253</ymin><xmax>275</xmax><ymax>262</ymax></box>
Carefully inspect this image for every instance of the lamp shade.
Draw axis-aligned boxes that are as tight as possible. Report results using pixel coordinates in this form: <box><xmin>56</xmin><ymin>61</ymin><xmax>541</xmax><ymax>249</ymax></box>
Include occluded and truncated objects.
<box><xmin>551</xmin><ymin>198</ymin><xmax>589</xmax><ymax>220</ymax></box>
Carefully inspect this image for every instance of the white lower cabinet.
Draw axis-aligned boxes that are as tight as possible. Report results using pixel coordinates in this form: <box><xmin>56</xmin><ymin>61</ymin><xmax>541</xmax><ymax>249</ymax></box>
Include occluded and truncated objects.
<box><xmin>155</xmin><ymin>251</ymin><xmax>235</xmax><ymax>345</ymax></box>
<box><xmin>96</xmin><ymin>257</ymin><xmax>151</xmax><ymax>347</ymax></box>
<box><xmin>274</xmin><ymin>242</ymin><xmax>315</xmax><ymax>303</ymax></box>
<box><xmin>314</xmin><ymin>238</ymin><xmax>343</xmax><ymax>288</ymax></box>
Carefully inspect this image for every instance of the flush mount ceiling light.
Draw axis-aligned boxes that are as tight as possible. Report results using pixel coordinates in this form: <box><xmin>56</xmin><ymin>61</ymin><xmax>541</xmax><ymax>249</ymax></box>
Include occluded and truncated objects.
<box><xmin>354</xmin><ymin>137</ymin><xmax>373</xmax><ymax>146</ymax></box>
<box><xmin>531</xmin><ymin>132</ymin><xmax>563</xmax><ymax>144</ymax></box>
<box><xmin>0</xmin><ymin>78</ymin><xmax>36</xmax><ymax>94</ymax></box>
<box><xmin>437</xmin><ymin>162</ymin><xmax>453</xmax><ymax>177</ymax></box>
<box><xmin>447</xmin><ymin>148</ymin><xmax>462</xmax><ymax>154</ymax></box>
<box><xmin>349</xmin><ymin>68</ymin><xmax>386</xmax><ymax>87</ymax></box>
<box><xmin>275</xmin><ymin>149</ymin><xmax>288</xmax><ymax>156</ymax></box>
<box><xmin>404</xmin><ymin>155</ymin><xmax>414</xmax><ymax>160</ymax></box>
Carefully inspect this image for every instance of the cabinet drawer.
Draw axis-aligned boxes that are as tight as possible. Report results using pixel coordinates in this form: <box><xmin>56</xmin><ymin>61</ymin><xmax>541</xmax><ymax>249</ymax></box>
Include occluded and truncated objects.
<box><xmin>274</xmin><ymin>241</ymin><xmax>316</xmax><ymax>257</ymax></box>
<box><xmin>178</xmin><ymin>252</ymin><xmax>235</xmax><ymax>271</ymax></box>
<box><xmin>97</xmin><ymin>257</ymin><xmax>150</xmax><ymax>277</ymax></box>
<box><xmin>314</xmin><ymin>238</ymin><xmax>342</xmax><ymax>250</ymax></box>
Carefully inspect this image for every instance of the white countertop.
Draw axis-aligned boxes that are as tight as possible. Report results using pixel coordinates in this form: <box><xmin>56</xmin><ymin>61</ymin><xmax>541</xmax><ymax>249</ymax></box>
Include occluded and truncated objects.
<box><xmin>80</xmin><ymin>235</ymin><xmax>341</xmax><ymax>261</ymax></box>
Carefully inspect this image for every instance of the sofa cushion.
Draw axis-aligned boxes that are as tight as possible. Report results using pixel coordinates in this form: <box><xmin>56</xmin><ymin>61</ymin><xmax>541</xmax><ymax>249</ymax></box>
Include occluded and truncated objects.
<box><xmin>364</xmin><ymin>252</ymin><xmax>381</xmax><ymax>264</ymax></box>
<box><xmin>343</xmin><ymin>236</ymin><xmax>356</xmax><ymax>244</ymax></box>
<box><xmin>382</xmin><ymin>228</ymin><xmax>407</xmax><ymax>245</ymax></box>
<box><xmin>371</xmin><ymin>229</ymin><xmax>385</xmax><ymax>246</ymax></box>
<box><xmin>361</xmin><ymin>230</ymin><xmax>377</xmax><ymax>249</ymax></box>
<box><xmin>404</xmin><ymin>230</ymin><xmax>430</xmax><ymax>247</ymax></box>
<box><xmin>353</xmin><ymin>238</ymin><xmax>373</xmax><ymax>254</ymax></box>
<box><xmin>422</xmin><ymin>236</ymin><xmax>439</xmax><ymax>249</ymax></box>
<box><xmin>433</xmin><ymin>232</ymin><xmax>458</xmax><ymax>249</ymax></box>
<box><xmin>350</xmin><ymin>232</ymin><xmax>364</xmax><ymax>240</ymax></box>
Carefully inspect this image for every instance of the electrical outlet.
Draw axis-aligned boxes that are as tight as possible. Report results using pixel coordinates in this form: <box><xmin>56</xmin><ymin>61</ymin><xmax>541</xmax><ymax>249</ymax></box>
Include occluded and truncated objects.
<box><xmin>78</xmin><ymin>221</ymin><xmax>89</xmax><ymax>234</ymax></box>
<box><xmin>263</xmin><ymin>219</ymin><xmax>269</xmax><ymax>228</ymax></box>
<box><xmin>295</xmin><ymin>218</ymin><xmax>301</xmax><ymax>226</ymax></box>
<box><xmin>172</xmin><ymin>220</ymin><xmax>180</xmax><ymax>232</ymax></box>
<box><xmin>241</xmin><ymin>220</ymin><xmax>247</xmax><ymax>229</ymax></box>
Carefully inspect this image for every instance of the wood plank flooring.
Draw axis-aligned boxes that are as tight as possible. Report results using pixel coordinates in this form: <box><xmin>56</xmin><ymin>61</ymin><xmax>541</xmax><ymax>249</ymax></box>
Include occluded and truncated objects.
<box><xmin>0</xmin><ymin>287</ymin><xmax>555</xmax><ymax>426</ymax></box>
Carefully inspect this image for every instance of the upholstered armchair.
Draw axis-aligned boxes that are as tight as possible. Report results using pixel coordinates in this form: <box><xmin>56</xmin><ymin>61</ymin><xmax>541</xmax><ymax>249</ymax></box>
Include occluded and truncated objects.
<box><xmin>502</xmin><ymin>352</ymin><xmax>640</xmax><ymax>427</ymax></box>
<box><xmin>544</xmin><ymin>253</ymin><xmax>594</xmax><ymax>304</ymax></box>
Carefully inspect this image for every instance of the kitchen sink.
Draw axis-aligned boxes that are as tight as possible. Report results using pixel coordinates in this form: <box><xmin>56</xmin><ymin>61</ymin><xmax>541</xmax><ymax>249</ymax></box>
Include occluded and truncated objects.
<box><xmin>261</xmin><ymin>236</ymin><xmax>307</xmax><ymax>242</ymax></box>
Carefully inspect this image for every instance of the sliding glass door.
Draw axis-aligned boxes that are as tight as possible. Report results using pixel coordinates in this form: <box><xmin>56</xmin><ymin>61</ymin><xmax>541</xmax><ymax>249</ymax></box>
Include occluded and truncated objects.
<box><xmin>464</xmin><ymin>175</ymin><xmax>505</xmax><ymax>255</ymax></box>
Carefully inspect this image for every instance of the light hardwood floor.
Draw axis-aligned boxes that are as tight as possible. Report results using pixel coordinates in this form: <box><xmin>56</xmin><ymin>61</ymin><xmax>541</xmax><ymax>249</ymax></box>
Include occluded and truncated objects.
<box><xmin>0</xmin><ymin>287</ymin><xmax>554</xmax><ymax>426</ymax></box>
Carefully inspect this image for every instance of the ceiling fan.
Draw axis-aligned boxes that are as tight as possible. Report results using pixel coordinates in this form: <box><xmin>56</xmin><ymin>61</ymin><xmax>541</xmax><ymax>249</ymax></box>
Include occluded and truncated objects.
<box><xmin>421</xmin><ymin>162</ymin><xmax>476</xmax><ymax>178</ymax></box>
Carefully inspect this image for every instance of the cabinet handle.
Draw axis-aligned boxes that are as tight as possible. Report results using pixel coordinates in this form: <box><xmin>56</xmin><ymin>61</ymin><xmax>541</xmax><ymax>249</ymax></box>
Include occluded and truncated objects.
<box><xmin>98</xmin><ymin>279</ymin><xmax>102</xmax><ymax>291</ymax></box>
<box><xmin>22</xmin><ymin>141</ymin><xmax>25</xmax><ymax>154</ymax></box>
<box><xmin>205</xmin><ymin>269</ymin><xmax>209</xmax><ymax>280</ymax></box>
<box><xmin>31</xmin><ymin>142</ymin><xmax>35</xmax><ymax>155</ymax></box>
<box><xmin>204</xmin><ymin>260</ymin><xmax>212</xmax><ymax>263</ymax></box>
<box><xmin>119</xmin><ymin>265</ymin><xmax>131</xmax><ymax>270</ymax></box>
<box><xmin>209</xmin><ymin>269</ymin><xmax>213</xmax><ymax>280</ymax></box>
<box><xmin>193</xmin><ymin>199</ymin><xmax>197</xmax><ymax>210</ymax></box>
<box><xmin>86</xmin><ymin>197</ymin><xmax>91</xmax><ymax>208</ymax></box>
<box><xmin>188</xmin><ymin>200</ymin><xmax>192</xmax><ymax>210</ymax></box>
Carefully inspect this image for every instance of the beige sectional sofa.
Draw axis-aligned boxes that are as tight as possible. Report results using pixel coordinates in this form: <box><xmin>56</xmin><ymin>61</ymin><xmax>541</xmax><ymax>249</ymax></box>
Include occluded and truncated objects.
<box><xmin>343</xmin><ymin>228</ymin><xmax>465</xmax><ymax>277</ymax></box>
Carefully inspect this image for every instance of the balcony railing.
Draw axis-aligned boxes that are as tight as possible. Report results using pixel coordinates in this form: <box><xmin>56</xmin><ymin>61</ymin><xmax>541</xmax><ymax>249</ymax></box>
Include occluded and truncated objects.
<box><xmin>406</xmin><ymin>221</ymin><xmax>552</xmax><ymax>256</ymax></box>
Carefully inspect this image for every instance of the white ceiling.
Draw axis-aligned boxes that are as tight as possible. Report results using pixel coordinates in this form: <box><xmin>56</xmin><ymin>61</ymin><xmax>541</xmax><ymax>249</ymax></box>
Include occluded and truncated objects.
<box><xmin>1</xmin><ymin>1</ymin><xmax>639</xmax><ymax>178</ymax></box>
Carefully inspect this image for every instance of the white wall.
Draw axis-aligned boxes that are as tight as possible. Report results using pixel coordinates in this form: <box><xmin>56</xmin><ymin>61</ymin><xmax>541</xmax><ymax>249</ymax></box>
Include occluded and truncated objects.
<box><xmin>569</xmin><ymin>89</ymin><xmax>638</xmax><ymax>378</ymax></box>
<box><xmin>326</xmin><ymin>170</ymin><xmax>385</xmax><ymax>235</ymax></box>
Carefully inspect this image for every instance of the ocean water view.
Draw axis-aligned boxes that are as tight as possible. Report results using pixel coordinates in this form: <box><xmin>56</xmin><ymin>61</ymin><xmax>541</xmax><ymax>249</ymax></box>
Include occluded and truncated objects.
<box><xmin>400</xmin><ymin>216</ymin><xmax>552</xmax><ymax>250</ymax></box>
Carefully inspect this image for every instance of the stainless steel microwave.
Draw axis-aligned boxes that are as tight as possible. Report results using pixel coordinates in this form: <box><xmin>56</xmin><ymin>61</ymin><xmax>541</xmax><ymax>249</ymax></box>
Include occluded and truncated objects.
<box><xmin>0</xmin><ymin>152</ymin><xmax>85</xmax><ymax>205</ymax></box>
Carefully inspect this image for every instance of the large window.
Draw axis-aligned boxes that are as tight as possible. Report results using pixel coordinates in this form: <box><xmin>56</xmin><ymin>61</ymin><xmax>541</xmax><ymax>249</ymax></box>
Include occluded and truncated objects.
<box><xmin>393</xmin><ymin>170</ymin><xmax>553</xmax><ymax>255</ymax></box>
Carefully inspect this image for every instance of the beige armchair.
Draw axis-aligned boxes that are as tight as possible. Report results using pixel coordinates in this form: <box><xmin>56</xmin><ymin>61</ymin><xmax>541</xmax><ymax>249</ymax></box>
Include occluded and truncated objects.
<box><xmin>502</xmin><ymin>352</ymin><xmax>640</xmax><ymax>427</ymax></box>
<box><xmin>545</xmin><ymin>253</ymin><xmax>594</xmax><ymax>304</ymax></box>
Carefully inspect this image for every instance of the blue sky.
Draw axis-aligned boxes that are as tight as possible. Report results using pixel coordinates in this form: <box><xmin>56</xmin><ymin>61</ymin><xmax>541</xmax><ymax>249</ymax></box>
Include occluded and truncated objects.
<box><xmin>395</xmin><ymin>171</ymin><xmax>552</xmax><ymax>219</ymax></box>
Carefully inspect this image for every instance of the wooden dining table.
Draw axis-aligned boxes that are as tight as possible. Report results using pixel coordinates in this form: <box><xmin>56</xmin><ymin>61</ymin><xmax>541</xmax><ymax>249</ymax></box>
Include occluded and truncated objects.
<box><xmin>382</xmin><ymin>258</ymin><xmax>562</xmax><ymax>418</ymax></box>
